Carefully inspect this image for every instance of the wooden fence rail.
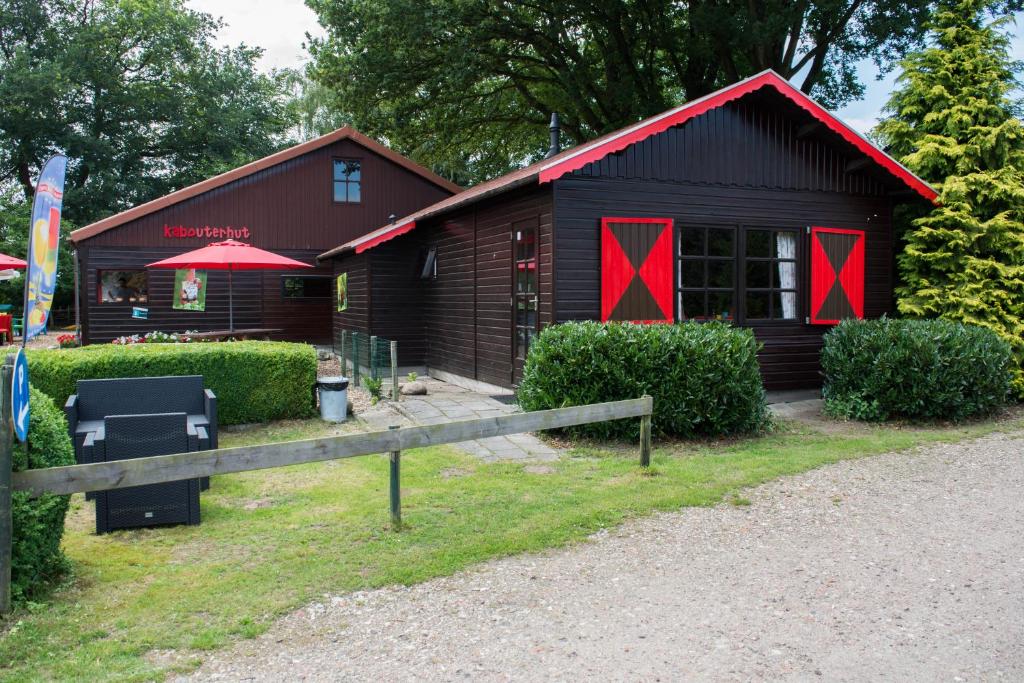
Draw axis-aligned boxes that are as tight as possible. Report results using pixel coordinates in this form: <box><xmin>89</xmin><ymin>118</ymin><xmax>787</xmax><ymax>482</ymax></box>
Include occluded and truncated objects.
<box><xmin>0</xmin><ymin>384</ymin><xmax>653</xmax><ymax>614</ymax></box>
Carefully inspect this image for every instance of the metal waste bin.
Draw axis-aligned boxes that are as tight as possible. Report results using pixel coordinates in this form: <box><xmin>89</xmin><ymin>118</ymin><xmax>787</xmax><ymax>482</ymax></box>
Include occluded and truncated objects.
<box><xmin>318</xmin><ymin>376</ymin><xmax>349</xmax><ymax>422</ymax></box>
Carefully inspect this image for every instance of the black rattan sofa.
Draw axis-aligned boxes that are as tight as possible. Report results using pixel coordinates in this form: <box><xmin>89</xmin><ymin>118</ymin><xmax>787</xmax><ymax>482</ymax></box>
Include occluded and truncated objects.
<box><xmin>65</xmin><ymin>375</ymin><xmax>217</xmax><ymax>494</ymax></box>
<box><xmin>84</xmin><ymin>412</ymin><xmax>202</xmax><ymax>533</ymax></box>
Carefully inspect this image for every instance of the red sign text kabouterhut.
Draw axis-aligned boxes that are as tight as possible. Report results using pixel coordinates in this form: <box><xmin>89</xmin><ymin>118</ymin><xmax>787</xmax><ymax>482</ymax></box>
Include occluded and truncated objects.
<box><xmin>163</xmin><ymin>225</ymin><xmax>251</xmax><ymax>239</ymax></box>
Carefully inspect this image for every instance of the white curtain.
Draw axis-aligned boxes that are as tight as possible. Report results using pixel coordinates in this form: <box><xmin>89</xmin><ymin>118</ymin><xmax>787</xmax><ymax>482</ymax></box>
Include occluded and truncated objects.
<box><xmin>776</xmin><ymin>233</ymin><xmax>797</xmax><ymax>319</ymax></box>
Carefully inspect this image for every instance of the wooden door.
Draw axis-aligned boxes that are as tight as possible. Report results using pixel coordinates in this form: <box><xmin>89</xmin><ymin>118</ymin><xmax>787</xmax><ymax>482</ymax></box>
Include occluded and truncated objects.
<box><xmin>512</xmin><ymin>218</ymin><xmax>539</xmax><ymax>385</ymax></box>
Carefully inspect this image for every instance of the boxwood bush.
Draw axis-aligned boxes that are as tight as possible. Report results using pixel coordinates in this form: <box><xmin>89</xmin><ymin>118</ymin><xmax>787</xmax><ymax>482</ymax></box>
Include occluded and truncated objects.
<box><xmin>12</xmin><ymin>387</ymin><xmax>76</xmax><ymax>602</ymax></box>
<box><xmin>27</xmin><ymin>341</ymin><xmax>317</xmax><ymax>425</ymax></box>
<box><xmin>517</xmin><ymin>321</ymin><xmax>770</xmax><ymax>439</ymax></box>
<box><xmin>821</xmin><ymin>317</ymin><xmax>1012</xmax><ymax>422</ymax></box>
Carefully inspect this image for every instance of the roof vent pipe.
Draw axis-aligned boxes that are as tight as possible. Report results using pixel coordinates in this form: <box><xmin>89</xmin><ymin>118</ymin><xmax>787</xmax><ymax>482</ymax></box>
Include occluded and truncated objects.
<box><xmin>546</xmin><ymin>113</ymin><xmax>560</xmax><ymax>158</ymax></box>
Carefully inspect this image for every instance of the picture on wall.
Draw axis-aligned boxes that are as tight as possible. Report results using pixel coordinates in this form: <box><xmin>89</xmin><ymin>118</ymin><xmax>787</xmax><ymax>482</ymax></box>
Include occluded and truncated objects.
<box><xmin>336</xmin><ymin>272</ymin><xmax>348</xmax><ymax>312</ymax></box>
<box><xmin>173</xmin><ymin>268</ymin><xmax>206</xmax><ymax>311</ymax></box>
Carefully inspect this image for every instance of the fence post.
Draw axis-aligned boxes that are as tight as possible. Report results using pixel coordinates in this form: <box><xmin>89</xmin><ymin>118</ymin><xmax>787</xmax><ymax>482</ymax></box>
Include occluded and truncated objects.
<box><xmin>390</xmin><ymin>341</ymin><xmax>399</xmax><ymax>401</ymax></box>
<box><xmin>0</xmin><ymin>355</ymin><xmax>15</xmax><ymax>614</ymax></box>
<box><xmin>369</xmin><ymin>335</ymin><xmax>378</xmax><ymax>381</ymax></box>
<box><xmin>388</xmin><ymin>425</ymin><xmax>402</xmax><ymax>530</ymax></box>
<box><xmin>639</xmin><ymin>395</ymin><xmax>652</xmax><ymax>467</ymax></box>
<box><xmin>339</xmin><ymin>330</ymin><xmax>347</xmax><ymax>376</ymax></box>
<box><xmin>352</xmin><ymin>333</ymin><xmax>361</xmax><ymax>387</ymax></box>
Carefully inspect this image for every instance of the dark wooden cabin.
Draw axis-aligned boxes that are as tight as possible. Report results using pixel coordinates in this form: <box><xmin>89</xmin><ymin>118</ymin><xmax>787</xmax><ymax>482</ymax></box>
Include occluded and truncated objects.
<box><xmin>320</xmin><ymin>71</ymin><xmax>938</xmax><ymax>391</ymax></box>
<box><xmin>70</xmin><ymin>128</ymin><xmax>460</xmax><ymax>344</ymax></box>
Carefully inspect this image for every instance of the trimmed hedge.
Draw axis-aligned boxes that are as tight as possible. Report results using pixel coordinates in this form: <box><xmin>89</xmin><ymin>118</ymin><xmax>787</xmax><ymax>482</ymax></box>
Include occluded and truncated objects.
<box><xmin>517</xmin><ymin>321</ymin><xmax>770</xmax><ymax>439</ymax></box>
<box><xmin>821</xmin><ymin>317</ymin><xmax>1012</xmax><ymax>422</ymax></box>
<box><xmin>12</xmin><ymin>387</ymin><xmax>76</xmax><ymax>602</ymax></box>
<box><xmin>27</xmin><ymin>341</ymin><xmax>317</xmax><ymax>425</ymax></box>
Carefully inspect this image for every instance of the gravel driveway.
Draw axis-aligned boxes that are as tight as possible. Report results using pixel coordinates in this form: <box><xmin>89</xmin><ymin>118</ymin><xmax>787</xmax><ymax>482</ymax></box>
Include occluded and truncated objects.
<box><xmin>182</xmin><ymin>431</ymin><xmax>1024</xmax><ymax>681</ymax></box>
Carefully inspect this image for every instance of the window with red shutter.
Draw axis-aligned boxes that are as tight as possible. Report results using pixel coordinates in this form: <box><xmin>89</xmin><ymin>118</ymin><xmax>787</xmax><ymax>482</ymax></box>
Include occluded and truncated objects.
<box><xmin>809</xmin><ymin>227</ymin><xmax>865</xmax><ymax>325</ymax></box>
<box><xmin>601</xmin><ymin>217</ymin><xmax>674</xmax><ymax>323</ymax></box>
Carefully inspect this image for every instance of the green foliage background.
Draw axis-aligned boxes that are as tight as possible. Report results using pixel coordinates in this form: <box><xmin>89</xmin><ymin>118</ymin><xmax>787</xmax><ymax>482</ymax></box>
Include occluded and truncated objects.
<box><xmin>821</xmin><ymin>317</ymin><xmax>1012</xmax><ymax>421</ymax></box>
<box><xmin>0</xmin><ymin>0</ymin><xmax>298</xmax><ymax>314</ymax></box>
<box><xmin>0</xmin><ymin>0</ymin><xmax>294</xmax><ymax>226</ymax></box>
<box><xmin>11</xmin><ymin>387</ymin><xmax>76</xmax><ymax>603</ymax></box>
<box><xmin>307</xmin><ymin>0</ymin><xmax>939</xmax><ymax>184</ymax></box>
<box><xmin>517</xmin><ymin>321</ymin><xmax>770</xmax><ymax>439</ymax></box>
<box><xmin>875</xmin><ymin>0</ymin><xmax>1024</xmax><ymax>396</ymax></box>
<box><xmin>26</xmin><ymin>341</ymin><xmax>318</xmax><ymax>425</ymax></box>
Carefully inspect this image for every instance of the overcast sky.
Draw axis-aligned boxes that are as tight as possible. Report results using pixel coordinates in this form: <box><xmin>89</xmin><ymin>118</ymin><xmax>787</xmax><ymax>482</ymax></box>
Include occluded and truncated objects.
<box><xmin>187</xmin><ymin>0</ymin><xmax>1024</xmax><ymax>135</ymax></box>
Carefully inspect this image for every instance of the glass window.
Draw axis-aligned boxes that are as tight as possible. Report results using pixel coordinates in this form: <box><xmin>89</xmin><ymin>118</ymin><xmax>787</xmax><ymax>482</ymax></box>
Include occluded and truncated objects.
<box><xmin>677</xmin><ymin>225</ymin><xmax>799</xmax><ymax>323</ymax></box>
<box><xmin>281</xmin><ymin>276</ymin><xmax>332</xmax><ymax>298</ymax></box>
<box><xmin>333</xmin><ymin>159</ymin><xmax>361</xmax><ymax>203</ymax></box>
<box><xmin>98</xmin><ymin>270</ymin><xmax>148</xmax><ymax>304</ymax></box>
<box><xmin>419</xmin><ymin>246</ymin><xmax>437</xmax><ymax>280</ymax></box>
<box><xmin>744</xmin><ymin>229</ymin><xmax>799</xmax><ymax>320</ymax></box>
<box><xmin>677</xmin><ymin>226</ymin><xmax>736</xmax><ymax>321</ymax></box>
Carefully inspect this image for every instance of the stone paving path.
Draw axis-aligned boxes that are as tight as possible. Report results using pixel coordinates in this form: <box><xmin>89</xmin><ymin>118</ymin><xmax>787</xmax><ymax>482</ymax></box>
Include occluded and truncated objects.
<box><xmin>394</xmin><ymin>378</ymin><xmax>559</xmax><ymax>462</ymax></box>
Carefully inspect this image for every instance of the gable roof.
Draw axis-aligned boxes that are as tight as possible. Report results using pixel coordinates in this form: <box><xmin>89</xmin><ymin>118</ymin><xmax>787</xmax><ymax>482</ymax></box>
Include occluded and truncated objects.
<box><xmin>319</xmin><ymin>70</ymin><xmax>937</xmax><ymax>261</ymax></box>
<box><xmin>71</xmin><ymin>126</ymin><xmax>462</xmax><ymax>243</ymax></box>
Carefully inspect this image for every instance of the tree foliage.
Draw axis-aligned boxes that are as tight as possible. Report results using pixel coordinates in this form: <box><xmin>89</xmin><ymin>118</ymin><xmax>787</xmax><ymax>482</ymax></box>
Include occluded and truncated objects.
<box><xmin>279</xmin><ymin>68</ymin><xmax>351</xmax><ymax>142</ymax></box>
<box><xmin>0</xmin><ymin>191</ymin><xmax>74</xmax><ymax>311</ymax></box>
<box><xmin>875</xmin><ymin>0</ymin><xmax>1024</xmax><ymax>396</ymax></box>
<box><xmin>307</xmin><ymin>0</ymin><xmax>943</xmax><ymax>183</ymax></box>
<box><xmin>0</xmin><ymin>0</ymin><xmax>293</xmax><ymax>227</ymax></box>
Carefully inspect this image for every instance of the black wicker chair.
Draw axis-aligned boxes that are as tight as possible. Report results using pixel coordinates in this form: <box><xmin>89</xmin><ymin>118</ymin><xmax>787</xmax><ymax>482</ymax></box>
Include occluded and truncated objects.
<box><xmin>65</xmin><ymin>375</ymin><xmax>216</xmax><ymax>495</ymax></box>
<box><xmin>87</xmin><ymin>412</ymin><xmax>201</xmax><ymax>534</ymax></box>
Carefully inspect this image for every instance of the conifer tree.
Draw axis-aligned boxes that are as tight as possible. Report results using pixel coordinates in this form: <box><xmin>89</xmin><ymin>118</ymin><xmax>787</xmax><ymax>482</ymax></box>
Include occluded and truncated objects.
<box><xmin>876</xmin><ymin>0</ymin><xmax>1024</xmax><ymax>396</ymax></box>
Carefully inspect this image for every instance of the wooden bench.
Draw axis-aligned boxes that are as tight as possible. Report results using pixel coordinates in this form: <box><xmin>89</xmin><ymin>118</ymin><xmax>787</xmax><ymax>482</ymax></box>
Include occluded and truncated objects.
<box><xmin>185</xmin><ymin>328</ymin><xmax>282</xmax><ymax>341</ymax></box>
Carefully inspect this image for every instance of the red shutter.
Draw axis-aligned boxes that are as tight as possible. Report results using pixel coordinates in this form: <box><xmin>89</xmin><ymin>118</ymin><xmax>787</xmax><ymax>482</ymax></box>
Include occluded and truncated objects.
<box><xmin>810</xmin><ymin>227</ymin><xmax>865</xmax><ymax>325</ymax></box>
<box><xmin>601</xmin><ymin>217</ymin><xmax>674</xmax><ymax>323</ymax></box>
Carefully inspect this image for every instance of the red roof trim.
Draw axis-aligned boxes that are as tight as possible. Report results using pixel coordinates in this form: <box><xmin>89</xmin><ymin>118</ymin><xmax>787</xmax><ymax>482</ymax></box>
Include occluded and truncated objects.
<box><xmin>353</xmin><ymin>221</ymin><xmax>416</xmax><ymax>254</ymax></box>
<box><xmin>538</xmin><ymin>71</ymin><xmax>938</xmax><ymax>203</ymax></box>
<box><xmin>72</xmin><ymin>127</ymin><xmax>460</xmax><ymax>243</ymax></box>
<box><xmin>319</xmin><ymin>70</ymin><xmax>937</xmax><ymax>262</ymax></box>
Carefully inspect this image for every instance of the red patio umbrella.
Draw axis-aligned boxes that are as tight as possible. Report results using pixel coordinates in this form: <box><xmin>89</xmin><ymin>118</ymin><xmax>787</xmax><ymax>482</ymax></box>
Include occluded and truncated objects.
<box><xmin>0</xmin><ymin>252</ymin><xmax>27</xmax><ymax>269</ymax></box>
<box><xmin>147</xmin><ymin>239</ymin><xmax>311</xmax><ymax>331</ymax></box>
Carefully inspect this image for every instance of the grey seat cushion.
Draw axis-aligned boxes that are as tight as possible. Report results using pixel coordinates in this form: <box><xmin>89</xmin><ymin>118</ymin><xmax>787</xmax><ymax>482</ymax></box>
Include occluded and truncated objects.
<box><xmin>76</xmin><ymin>414</ymin><xmax>209</xmax><ymax>440</ymax></box>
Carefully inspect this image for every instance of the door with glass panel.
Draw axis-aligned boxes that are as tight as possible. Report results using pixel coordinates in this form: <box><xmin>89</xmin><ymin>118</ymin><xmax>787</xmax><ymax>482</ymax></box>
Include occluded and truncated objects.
<box><xmin>512</xmin><ymin>219</ymin><xmax>539</xmax><ymax>385</ymax></box>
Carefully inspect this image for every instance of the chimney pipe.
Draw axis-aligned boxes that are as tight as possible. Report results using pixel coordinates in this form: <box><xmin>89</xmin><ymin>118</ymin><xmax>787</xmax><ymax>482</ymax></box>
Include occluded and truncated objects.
<box><xmin>546</xmin><ymin>112</ymin><xmax>560</xmax><ymax>158</ymax></box>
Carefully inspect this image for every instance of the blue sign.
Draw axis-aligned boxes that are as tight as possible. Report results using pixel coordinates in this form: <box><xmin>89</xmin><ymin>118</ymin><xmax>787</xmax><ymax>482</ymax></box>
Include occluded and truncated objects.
<box><xmin>12</xmin><ymin>348</ymin><xmax>29</xmax><ymax>442</ymax></box>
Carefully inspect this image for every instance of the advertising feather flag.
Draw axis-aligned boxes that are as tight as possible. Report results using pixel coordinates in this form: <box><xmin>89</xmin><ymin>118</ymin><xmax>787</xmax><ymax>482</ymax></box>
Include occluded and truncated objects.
<box><xmin>24</xmin><ymin>155</ymin><xmax>67</xmax><ymax>342</ymax></box>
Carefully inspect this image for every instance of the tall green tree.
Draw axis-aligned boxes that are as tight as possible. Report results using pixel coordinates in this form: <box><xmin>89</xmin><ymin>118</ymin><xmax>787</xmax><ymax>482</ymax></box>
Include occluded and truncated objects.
<box><xmin>307</xmin><ymin>0</ymin><xmax>950</xmax><ymax>183</ymax></box>
<box><xmin>875</xmin><ymin>0</ymin><xmax>1024</xmax><ymax>396</ymax></box>
<box><xmin>279</xmin><ymin>68</ymin><xmax>351</xmax><ymax>142</ymax></box>
<box><xmin>0</xmin><ymin>0</ymin><xmax>293</xmax><ymax>227</ymax></box>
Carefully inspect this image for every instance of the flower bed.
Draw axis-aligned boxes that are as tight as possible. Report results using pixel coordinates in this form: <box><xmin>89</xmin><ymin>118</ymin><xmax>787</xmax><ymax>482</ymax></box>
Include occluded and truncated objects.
<box><xmin>111</xmin><ymin>330</ymin><xmax>206</xmax><ymax>344</ymax></box>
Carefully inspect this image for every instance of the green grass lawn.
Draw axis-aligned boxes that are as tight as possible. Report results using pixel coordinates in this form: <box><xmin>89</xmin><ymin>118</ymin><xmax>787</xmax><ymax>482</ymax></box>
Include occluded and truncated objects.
<box><xmin>2</xmin><ymin>411</ymin><xmax>1022</xmax><ymax>682</ymax></box>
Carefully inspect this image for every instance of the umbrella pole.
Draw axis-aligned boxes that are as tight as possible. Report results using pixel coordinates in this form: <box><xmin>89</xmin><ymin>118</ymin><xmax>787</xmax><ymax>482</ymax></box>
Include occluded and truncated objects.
<box><xmin>228</xmin><ymin>269</ymin><xmax>234</xmax><ymax>332</ymax></box>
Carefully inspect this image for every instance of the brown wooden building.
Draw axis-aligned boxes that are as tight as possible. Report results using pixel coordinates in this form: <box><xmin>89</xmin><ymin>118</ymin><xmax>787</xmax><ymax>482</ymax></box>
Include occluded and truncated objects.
<box><xmin>320</xmin><ymin>71</ymin><xmax>938</xmax><ymax>391</ymax></box>
<box><xmin>70</xmin><ymin>128</ymin><xmax>460</xmax><ymax>344</ymax></box>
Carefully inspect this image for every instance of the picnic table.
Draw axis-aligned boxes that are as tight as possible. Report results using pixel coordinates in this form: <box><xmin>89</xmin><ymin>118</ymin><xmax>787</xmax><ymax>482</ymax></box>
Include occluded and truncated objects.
<box><xmin>186</xmin><ymin>328</ymin><xmax>281</xmax><ymax>341</ymax></box>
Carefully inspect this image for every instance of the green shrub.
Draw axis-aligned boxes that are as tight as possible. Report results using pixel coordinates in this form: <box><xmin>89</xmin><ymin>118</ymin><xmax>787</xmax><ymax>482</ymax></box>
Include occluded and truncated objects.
<box><xmin>363</xmin><ymin>376</ymin><xmax>383</xmax><ymax>404</ymax></box>
<box><xmin>11</xmin><ymin>387</ymin><xmax>76</xmax><ymax>602</ymax></box>
<box><xmin>26</xmin><ymin>341</ymin><xmax>317</xmax><ymax>425</ymax></box>
<box><xmin>821</xmin><ymin>317</ymin><xmax>1012</xmax><ymax>422</ymax></box>
<box><xmin>517</xmin><ymin>321</ymin><xmax>770</xmax><ymax>439</ymax></box>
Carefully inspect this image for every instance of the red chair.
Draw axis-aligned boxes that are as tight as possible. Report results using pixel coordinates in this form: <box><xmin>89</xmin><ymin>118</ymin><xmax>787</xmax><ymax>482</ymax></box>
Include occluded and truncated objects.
<box><xmin>0</xmin><ymin>314</ymin><xmax>12</xmax><ymax>344</ymax></box>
